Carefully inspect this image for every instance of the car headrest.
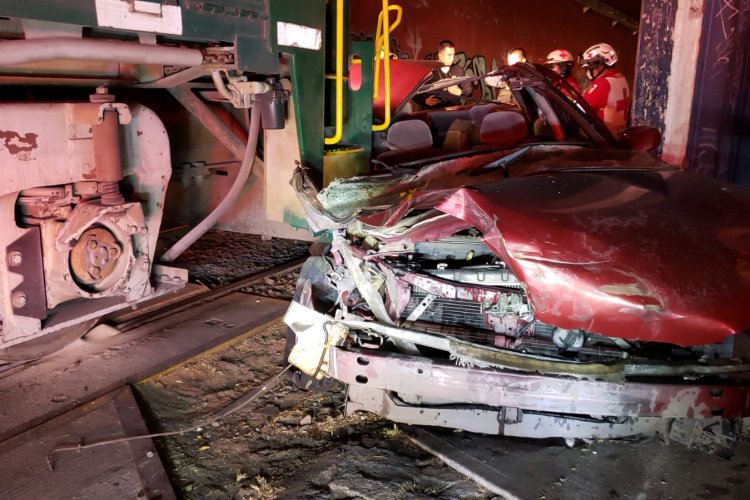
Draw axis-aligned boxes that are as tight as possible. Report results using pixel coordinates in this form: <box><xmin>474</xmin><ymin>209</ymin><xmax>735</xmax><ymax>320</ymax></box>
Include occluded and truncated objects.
<box><xmin>479</xmin><ymin>111</ymin><xmax>528</xmax><ymax>147</ymax></box>
<box><xmin>386</xmin><ymin>119</ymin><xmax>433</xmax><ymax>150</ymax></box>
<box><xmin>469</xmin><ymin>104</ymin><xmax>502</xmax><ymax>127</ymax></box>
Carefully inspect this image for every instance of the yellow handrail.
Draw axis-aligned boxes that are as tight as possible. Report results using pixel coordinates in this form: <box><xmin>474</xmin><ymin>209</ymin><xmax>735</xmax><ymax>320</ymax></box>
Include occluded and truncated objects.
<box><xmin>372</xmin><ymin>0</ymin><xmax>400</xmax><ymax>132</ymax></box>
<box><xmin>324</xmin><ymin>0</ymin><xmax>345</xmax><ymax>145</ymax></box>
<box><xmin>372</xmin><ymin>4</ymin><xmax>402</xmax><ymax>100</ymax></box>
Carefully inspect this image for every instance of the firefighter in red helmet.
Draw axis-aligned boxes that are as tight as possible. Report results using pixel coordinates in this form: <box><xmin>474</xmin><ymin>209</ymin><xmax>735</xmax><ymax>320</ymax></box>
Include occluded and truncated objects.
<box><xmin>580</xmin><ymin>43</ymin><xmax>630</xmax><ymax>136</ymax></box>
<box><xmin>545</xmin><ymin>49</ymin><xmax>581</xmax><ymax>93</ymax></box>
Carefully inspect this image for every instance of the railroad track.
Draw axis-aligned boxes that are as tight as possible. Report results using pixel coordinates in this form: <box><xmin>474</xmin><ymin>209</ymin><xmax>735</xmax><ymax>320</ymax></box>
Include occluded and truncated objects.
<box><xmin>0</xmin><ymin>264</ymin><xmax>297</xmax><ymax>442</ymax></box>
<box><xmin>112</xmin><ymin>256</ymin><xmax>306</xmax><ymax>332</ymax></box>
<box><xmin>0</xmin><ymin>257</ymin><xmax>306</xmax><ymax>378</ymax></box>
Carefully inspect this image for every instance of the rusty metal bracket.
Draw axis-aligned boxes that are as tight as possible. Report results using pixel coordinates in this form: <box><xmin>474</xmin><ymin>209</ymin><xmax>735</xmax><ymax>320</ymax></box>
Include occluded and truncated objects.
<box><xmin>6</xmin><ymin>228</ymin><xmax>46</xmax><ymax>320</ymax></box>
<box><xmin>96</xmin><ymin>103</ymin><xmax>131</xmax><ymax>125</ymax></box>
<box><xmin>169</xmin><ymin>85</ymin><xmax>246</xmax><ymax>161</ymax></box>
<box><xmin>574</xmin><ymin>0</ymin><xmax>639</xmax><ymax>32</ymax></box>
<box><xmin>71</xmin><ymin>102</ymin><xmax>132</xmax><ymax>126</ymax></box>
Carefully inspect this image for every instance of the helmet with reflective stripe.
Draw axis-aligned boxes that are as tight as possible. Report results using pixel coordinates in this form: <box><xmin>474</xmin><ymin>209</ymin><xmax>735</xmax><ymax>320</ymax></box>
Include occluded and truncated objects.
<box><xmin>581</xmin><ymin>43</ymin><xmax>618</xmax><ymax>67</ymax></box>
<box><xmin>546</xmin><ymin>49</ymin><xmax>575</xmax><ymax>65</ymax></box>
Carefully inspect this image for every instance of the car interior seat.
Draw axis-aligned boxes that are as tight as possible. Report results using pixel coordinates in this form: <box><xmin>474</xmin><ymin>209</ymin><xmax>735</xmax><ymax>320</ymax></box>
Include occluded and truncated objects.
<box><xmin>479</xmin><ymin>111</ymin><xmax>528</xmax><ymax>147</ymax></box>
<box><xmin>386</xmin><ymin>119</ymin><xmax>434</xmax><ymax>150</ymax></box>
<box><xmin>425</xmin><ymin>108</ymin><xmax>473</xmax><ymax>146</ymax></box>
<box><xmin>469</xmin><ymin>104</ymin><xmax>503</xmax><ymax>127</ymax></box>
<box><xmin>375</xmin><ymin>119</ymin><xmax>439</xmax><ymax>166</ymax></box>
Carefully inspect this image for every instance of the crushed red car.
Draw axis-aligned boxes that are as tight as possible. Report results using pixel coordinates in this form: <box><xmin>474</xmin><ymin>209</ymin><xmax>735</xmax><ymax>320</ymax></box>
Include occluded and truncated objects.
<box><xmin>284</xmin><ymin>63</ymin><xmax>750</xmax><ymax>448</ymax></box>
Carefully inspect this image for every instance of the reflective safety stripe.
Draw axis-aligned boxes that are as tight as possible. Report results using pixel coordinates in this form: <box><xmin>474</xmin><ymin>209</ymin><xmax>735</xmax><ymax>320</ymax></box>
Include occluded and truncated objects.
<box><xmin>277</xmin><ymin>22</ymin><xmax>322</xmax><ymax>50</ymax></box>
<box><xmin>604</xmin><ymin>72</ymin><xmax>630</xmax><ymax>135</ymax></box>
<box><xmin>95</xmin><ymin>0</ymin><xmax>183</xmax><ymax>35</ymax></box>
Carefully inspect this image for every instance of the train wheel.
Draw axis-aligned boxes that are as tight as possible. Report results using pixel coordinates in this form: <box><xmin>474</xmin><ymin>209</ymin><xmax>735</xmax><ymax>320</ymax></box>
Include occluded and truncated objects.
<box><xmin>0</xmin><ymin>319</ymin><xmax>98</xmax><ymax>362</ymax></box>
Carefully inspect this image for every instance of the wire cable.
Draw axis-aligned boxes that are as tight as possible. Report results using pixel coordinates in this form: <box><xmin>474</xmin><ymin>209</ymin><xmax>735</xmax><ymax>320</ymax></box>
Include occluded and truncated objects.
<box><xmin>47</xmin><ymin>364</ymin><xmax>292</xmax><ymax>470</ymax></box>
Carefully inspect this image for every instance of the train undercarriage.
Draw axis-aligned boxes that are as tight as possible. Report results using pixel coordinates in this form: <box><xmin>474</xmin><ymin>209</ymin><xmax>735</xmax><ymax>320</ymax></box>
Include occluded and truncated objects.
<box><xmin>0</xmin><ymin>0</ymin><xmax>324</xmax><ymax>357</ymax></box>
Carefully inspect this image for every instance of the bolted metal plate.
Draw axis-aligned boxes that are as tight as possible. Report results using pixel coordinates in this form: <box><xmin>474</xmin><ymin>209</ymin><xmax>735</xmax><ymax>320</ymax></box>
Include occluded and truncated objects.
<box><xmin>6</xmin><ymin>228</ymin><xmax>46</xmax><ymax>320</ymax></box>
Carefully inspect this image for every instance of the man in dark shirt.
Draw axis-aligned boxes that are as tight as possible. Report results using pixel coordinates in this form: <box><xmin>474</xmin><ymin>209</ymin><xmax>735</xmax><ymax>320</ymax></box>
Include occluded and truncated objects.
<box><xmin>413</xmin><ymin>40</ymin><xmax>473</xmax><ymax>109</ymax></box>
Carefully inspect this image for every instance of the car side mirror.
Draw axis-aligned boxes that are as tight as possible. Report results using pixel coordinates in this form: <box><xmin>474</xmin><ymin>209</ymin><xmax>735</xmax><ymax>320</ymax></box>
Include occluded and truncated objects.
<box><xmin>619</xmin><ymin>126</ymin><xmax>661</xmax><ymax>152</ymax></box>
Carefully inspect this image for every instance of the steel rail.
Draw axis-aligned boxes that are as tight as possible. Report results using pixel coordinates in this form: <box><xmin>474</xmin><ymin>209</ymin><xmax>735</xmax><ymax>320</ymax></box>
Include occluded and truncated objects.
<box><xmin>113</xmin><ymin>256</ymin><xmax>306</xmax><ymax>333</ymax></box>
<box><xmin>0</xmin><ymin>257</ymin><xmax>306</xmax><ymax>379</ymax></box>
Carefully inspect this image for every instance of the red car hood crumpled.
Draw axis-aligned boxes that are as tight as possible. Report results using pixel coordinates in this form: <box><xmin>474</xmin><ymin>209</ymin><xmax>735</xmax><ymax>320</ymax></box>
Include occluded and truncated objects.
<box><xmin>429</xmin><ymin>169</ymin><xmax>750</xmax><ymax>346</ymax></box>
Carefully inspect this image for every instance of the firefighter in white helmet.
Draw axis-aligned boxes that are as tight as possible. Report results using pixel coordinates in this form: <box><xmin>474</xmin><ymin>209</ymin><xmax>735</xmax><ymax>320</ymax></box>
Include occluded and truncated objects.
<box><xmin>545</xmin><ymin>49</ymin><xmax>581</xmax><ymax>93</ymax></box>
<box><xmin>580</xmin><ymin>43</ymin><xmax>630</xmax><ymax>136</ymax></box>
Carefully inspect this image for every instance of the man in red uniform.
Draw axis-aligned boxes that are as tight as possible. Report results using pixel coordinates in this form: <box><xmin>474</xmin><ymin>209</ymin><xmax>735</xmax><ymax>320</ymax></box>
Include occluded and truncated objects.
<box><xmin>545</xmin><ymin>49</ymin><xmax>581</xmax><ymax>93</ymax></box>
<box><xmin>580</xmin><ymin>43</ymin><xmax>630</xmax><ymax>136</ymax></box>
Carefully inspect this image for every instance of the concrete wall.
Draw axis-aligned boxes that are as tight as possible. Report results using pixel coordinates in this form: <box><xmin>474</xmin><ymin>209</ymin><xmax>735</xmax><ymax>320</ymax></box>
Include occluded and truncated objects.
<box><xmin>350</xmin><ymin>0</ymin><xmax>639</xmax><ymax>96</ymax></box>
<box><xmin>685</xmin><ymin>0</ymin><xmax>750</xmax><ymax>181</ymax></box>
<box><xmin>631</xmin><ymin>0</ymin><xmax>750</xmax><ymax>181</ymax></box>
<box><xmin>630</xmin><ymin>0</ymin><xmax>677</xmax><ymax>142</ymax></box>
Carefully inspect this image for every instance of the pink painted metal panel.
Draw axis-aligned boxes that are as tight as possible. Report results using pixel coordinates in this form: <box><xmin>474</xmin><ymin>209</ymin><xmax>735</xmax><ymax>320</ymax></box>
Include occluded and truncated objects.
<box><xmin>332</xmin><ymin>348</ymin><xmax>750</xmax><ymax>418</ymax></box>
<box><xmin>372</xmin><ymin>59</ymin><xmax>440</xmax><ymax>121</ymax></box>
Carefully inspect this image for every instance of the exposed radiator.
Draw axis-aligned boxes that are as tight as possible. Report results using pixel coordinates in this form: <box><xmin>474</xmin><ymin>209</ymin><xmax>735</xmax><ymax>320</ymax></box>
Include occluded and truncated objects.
<box><xmin>402</xmin><ymin>291</ymin><xmax>488</xmax><ymax>331</ymax></box>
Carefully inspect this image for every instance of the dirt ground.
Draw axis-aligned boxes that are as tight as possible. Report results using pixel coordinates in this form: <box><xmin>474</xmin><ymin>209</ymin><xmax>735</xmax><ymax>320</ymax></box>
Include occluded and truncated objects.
<box><xmin>136</xmin><ymin>231</ymin><xmax>492</xmax><ymax>499</ymax></box>
<box><xmin>161</xmin><ymin>230</ymin><xmax>310</xmax><ymax>288</ymax></box>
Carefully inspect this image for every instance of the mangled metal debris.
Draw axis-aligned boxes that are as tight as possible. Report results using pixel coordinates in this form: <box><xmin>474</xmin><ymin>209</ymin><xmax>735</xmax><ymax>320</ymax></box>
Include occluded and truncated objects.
<box><xmin>284</xmin><ymin>64</ymin><xmax>750</xmax><ymax>446</ymax></box>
